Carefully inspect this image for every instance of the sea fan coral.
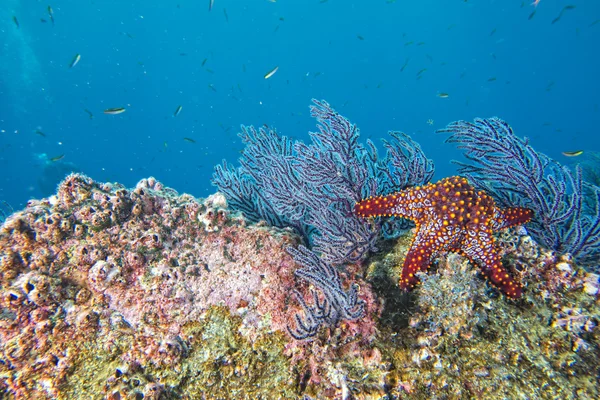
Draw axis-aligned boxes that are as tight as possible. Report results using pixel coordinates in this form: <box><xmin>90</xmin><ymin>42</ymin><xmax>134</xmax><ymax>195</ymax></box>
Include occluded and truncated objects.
<box><xmin>440</xmin><ymin>117</ymin><xmax>600</xmax><ymax>269</ymax></box>
<box><xmin>213</xmin><ymin>99</ymin><xmax>433</xmax><ymax>338</ymax></box>
<box><xmin>213</xmin><ymin>99</ymin><xmax>434</xmax><ymax>264</ymax></box>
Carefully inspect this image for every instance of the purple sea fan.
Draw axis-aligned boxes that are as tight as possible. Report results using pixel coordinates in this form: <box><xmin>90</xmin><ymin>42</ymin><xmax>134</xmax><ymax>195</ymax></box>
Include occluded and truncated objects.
<box><xmin>213</xmin><ymin>99</ymin><xmax>434</xmax><ymax>338</ymax></box>
<box><xmin>213</xmin><ymin>99</ymin><xmax>434</xmax><ymax>264</ymax></box>
<box><xmin>439</xmin><ymin>117</ymin><xmax>600</xmax><ymax>268</ymax></box>
<box><xmin>286</xmin><ymin>245</ymin><xmax>365</xmax><ymax>340</ymax></box>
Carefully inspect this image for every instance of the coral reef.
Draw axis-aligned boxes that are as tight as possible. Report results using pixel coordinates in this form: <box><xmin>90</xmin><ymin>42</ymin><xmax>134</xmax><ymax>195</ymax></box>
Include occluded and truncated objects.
<box><xmin>365</xmin><ymin>227</ymin><xmax>600</xmax><ymax>399</ymax></box>
<box><xmin>1</xmin><ymin>105</ymin><xmax>598</xmax><ymax>399</ymax></box>
<box><xmin>0</xmin><ymin>174</ymin><xmax>381</xmax><ymax>399</ymax></box>
<box><xmin>0</xmin><ymin>174</ymin><xmax>598</xmax><ymax>399</ymax></box>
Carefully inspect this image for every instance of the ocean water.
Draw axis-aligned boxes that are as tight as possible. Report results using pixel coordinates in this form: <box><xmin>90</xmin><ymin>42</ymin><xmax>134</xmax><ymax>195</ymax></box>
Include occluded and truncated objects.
<box><xmin>1</xmin><ymin>0</ymin><xmax>598</xmax><ymax>208</ymax></box>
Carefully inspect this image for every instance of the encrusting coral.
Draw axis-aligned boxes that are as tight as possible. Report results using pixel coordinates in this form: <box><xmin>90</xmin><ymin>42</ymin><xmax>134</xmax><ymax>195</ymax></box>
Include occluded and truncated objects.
<box><xmin>0</xmin><ymin>174</ymin><xmax>598</xmax><ymax>399</ymax></box>
<box><xmin>0</xmin><ymin>174</ymin><xmax>380</xmax><ymax>399</ymax></box>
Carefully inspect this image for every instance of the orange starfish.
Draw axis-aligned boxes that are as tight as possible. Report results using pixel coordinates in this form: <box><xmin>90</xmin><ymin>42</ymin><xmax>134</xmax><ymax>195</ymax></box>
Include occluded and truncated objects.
<box><xmin>354</xmin><ymin>176</ymin><xmax>532</xmax><ymax>298</ymax></box>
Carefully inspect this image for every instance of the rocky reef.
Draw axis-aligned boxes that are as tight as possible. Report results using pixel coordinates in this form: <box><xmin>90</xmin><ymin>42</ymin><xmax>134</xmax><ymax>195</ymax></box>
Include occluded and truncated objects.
<box><xmin>0</xmin><ymin>175</ymin><xmax>598</xmax><ymax>399</ymax></box>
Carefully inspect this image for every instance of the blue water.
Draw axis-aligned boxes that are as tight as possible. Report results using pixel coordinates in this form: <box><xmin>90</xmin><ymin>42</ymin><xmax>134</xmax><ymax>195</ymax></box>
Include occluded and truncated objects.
<box><xmin>1</xmin><ymin>0</ymin><xmax>598</xmax><ymax>209</ymax></box>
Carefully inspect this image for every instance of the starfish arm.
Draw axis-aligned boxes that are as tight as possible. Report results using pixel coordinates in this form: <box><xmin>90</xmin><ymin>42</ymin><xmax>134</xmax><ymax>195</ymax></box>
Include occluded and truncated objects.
<box><xmin>491</xmin><ymin>207</ymin><xmax>533</xmax><ymax>230</ymax></box>
<box><xmin>354</xmin><ymin>193</ymin><xmax>413</xmax><ymax>219</ymax></box>
<box><xmin>462</xmin><ymin>228</ymin><xmax>523</xmax><ymax>298</ymax></box>
<box><xmin>399</xmin><ymin>222</ymin><xmax>442</xmax><ymax>290</ymax></box>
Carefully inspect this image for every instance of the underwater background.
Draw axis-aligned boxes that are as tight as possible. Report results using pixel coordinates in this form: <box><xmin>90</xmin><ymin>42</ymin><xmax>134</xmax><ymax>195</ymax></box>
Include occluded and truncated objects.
<box><xmin>2</xmin><ymin>2</ymin><xmax>600</xmax><ymax>399</ymax></box>
<box><xmin>1</xmin><ymin>0</ymin><xmax>599</xmax><ymax>209</ymax></box>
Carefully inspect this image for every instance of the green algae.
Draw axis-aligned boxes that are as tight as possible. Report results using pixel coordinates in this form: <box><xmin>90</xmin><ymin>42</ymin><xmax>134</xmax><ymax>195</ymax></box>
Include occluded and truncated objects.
<box><xmin>168</xmin><ymin>307</ymin><xmax>296</xmax><ymax>399</ymax></box>
<box><xmin>363</xmin><ymin>234</ymin><xmax>600</xmax><ymax>400</ymax></box>
<box><xmin>60</xmin><ymin>306</ymin><xmax>297</xmax><ymax>400</ymax></box>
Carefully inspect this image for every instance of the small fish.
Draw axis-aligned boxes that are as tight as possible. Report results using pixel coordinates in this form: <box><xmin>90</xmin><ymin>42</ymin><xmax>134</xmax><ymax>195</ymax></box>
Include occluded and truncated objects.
<box><xmin>174</xmin><ymin>105</ymin><xmax>183</xmax><ymax>117</ymax></box>
<box><xmin>69</xmin><ymin>54</ymin><xmax>81</xmax><ymax>68</ymax></box>
<box><xmin>50</xmin><ymin>154</ymin><xmax>65</xmax><ymax>162</ymax></box>
<box><xmin>48</xmin><ymin>6</ymin><xmax>55</xmax><ymax>25</ymax></box>
<box><xmin>531</xmin><ymin>0</ymin><xmax>541</xmax><ymax>7</ymax></box>
<box><xmin>264</xmin><ymin>66</ymin><xmax>279</xmax><ymax>79</ymax></box>
<box><xmin>437</xmin><ymin>93</ymin><xmax>449</xmax><ymax>98</ymax></box>
<box><xmin>209</xmin><ymin>0</ymin><xmax>214</xmax><ymax>11</ymax></box>
<box><xmin>404</xmin><ymin>41</ymin><xmax>414</xmax><ymax>46</ymax></box>
<box><xmin>552</xmin><ymin>5</ymin><xmax>575</xmax><ymax>25</ymax></box>
<box><xmin>487</xmin><ymin>77</ymin><xmax>497</xmax><ymax>82</ymax></box>
<box><xmin>208</xmin><ymin>83</ymin><xmax>217</xmax><ymax>92</ymax></box>
<box><xmin>12</xmin><ymin>16</ymin><xmax>19</xmax><ymax>28</ymax></box>
<box><xmin>163</xmin><ymin>141</ymin><xmax>168</xmax><ymax>148</ymax></box>
<box><xmin>104</xmin><ymin>107</ymin><xmax>126</xmax><ymax>115</ymax></box>
<box><xmin>357</xmin><ymin>35</ymin><xmax>364</xmax><ymax>40</ymax></box>
<box><xmin>84</xmin><ymin>109</ymin><xmax>94</xmax><ymax>119</ymax></box>
<box><xmin>201</xmin><ymin>58</ymin><xmax>208</xmax><ymax>67</ymax></box>
<box><xmin>40</xmin><ymin>18</ymin><xmax>47</xmax><ymax>23</ymax></box>
<box><xmin>183</xmin><ymin>137</ymin><xmax>196</xmax><ymax>143</ymax></box>
<box><xmin>400</xmin><ymin>58</ymin><xmax>410</xmax><ymax>72</ymax></box>
<box><xmin>528</xmin><ymin>10</ymin><xmax>536</xmax><ymax>20</ymax></box>
<box><xmin>590</xmin><ymin>19</ymin><xmax>600</xmax><ymax>27</ymax></box>
<box><xmin>223</xmin><ymin>8</ymin><xmax>228</xmax><ymax>22</ymax></box>
<box><xmin>416</xmin><ymin>68</ymin><xmax>427</xmax><ymax>77</ymax></box>
<box><xmin>490</xmin><ymin>28</ymin><xmax>496</xmax><ymax>36</ymax></box>
<box><xmin>562</xmin><ymin>150</ymin><xmax>583</xmax><ymax>157</ymax></box>
<box><xmin>34</xmin><ymin>129</ymin><xmax>46</xmax><ymax>137</ymax></box>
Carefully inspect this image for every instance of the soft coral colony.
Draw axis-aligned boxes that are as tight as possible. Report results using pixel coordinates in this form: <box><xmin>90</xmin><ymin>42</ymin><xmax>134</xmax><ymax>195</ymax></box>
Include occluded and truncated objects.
<box><xmin>1</xmin><ymin>100</ymin><xmax>599</xmax><ymax>398</ymax></box>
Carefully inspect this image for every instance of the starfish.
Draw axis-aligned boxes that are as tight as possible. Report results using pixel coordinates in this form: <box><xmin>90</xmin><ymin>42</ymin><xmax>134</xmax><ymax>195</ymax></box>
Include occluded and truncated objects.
<box><xmin>354</xmin><ymin>176</ymin><xmax>532</xmax><ymax>298</ymax></box>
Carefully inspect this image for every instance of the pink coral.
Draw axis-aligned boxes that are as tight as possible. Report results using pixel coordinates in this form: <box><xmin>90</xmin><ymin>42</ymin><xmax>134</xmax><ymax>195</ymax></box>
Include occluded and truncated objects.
<box><xmin>0</xmin><ymin>174</ymin><xmax>381</xmax><ymax>398</ymax></box>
